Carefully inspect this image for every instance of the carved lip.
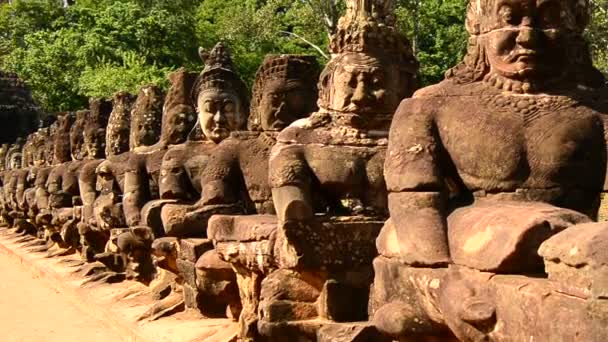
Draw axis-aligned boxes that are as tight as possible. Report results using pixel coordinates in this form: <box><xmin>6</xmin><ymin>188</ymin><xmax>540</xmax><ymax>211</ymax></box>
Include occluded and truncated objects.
<box><xmin>507</xmin><ymin>50</ymin><xmax>539</xmax><ymax>62</ymax></box>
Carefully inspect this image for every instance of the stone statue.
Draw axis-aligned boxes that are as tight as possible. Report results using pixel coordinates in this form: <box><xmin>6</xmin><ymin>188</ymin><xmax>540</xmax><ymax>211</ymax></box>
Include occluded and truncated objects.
<box><xmin>85</xmin><ymin>86</ymin><xmax>162</xmax><ymax>273</ymax></box>
<box><xmin>239</xmin><ymin>0</ymin><xmax>416</xmax><ymax>338</ymax></box>
<box><xmin>21</xmin><ymin>120</ymin><xmax>56</xmax><ymax>236</ymax></box>
<box><xmin>4</xmin><ymin>139</ymin><xmax>26</xmax><ymax>232</ymax></box>
<box><xmin>131</xmin><ymin>43</ymin><xmax>251</xmax><ymax>319</ymax></box>
<box><xmin>0</xmin><ymin>143</ymin><xmax>10</xmax><ymax>226</ymax></box>
<box><xmin>122</xmin><ymin>72</ymin><xmax>194</xmax><ymax>232</ymax></box>
<box><xmin>78</xmin><ymin>93</ymin><xmax>134</xmax><ymax>262</ymax></box>
<box><xmin>370</xmin><ymin>0</ymin><xmax>608</xmax><ymax>339</ymax></box>
<box><xmin>139</xmin><ymin>43</ymin><xmax>250</xmax><ymax>239</ymax></box>
<box><xmin>188</xmin><ymin>54</ymin><xmax>320</xmax><ymax>322</ymax></box>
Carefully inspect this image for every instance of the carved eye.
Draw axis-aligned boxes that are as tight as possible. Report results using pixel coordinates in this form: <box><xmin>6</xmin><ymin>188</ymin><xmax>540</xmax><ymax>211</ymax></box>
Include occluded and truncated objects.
<box><xmin>204</xmin><ymin>102</ymin><xmax>213</xmax><ymax>112</ymax></box>
<box><xmin>223</xmin><ymin>102</ymin><xmax>235</xmax><ymax>113</ymax></box>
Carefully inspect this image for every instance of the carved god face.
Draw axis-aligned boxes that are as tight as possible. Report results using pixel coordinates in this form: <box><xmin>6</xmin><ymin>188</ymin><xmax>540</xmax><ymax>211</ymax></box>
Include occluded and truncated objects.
<box><xmin>197</xmin><ymin>90</ymin><xmax>245</xmax><ymax>143</ymax></box>
<box><xmin>258</xmin><ymin>78</ymin><xmax>314</xmax><ymax>131</ymax></box>
<box><xmin>85</xmin><ymin>128</ymin><xmax>106</xmax><ymax>159</ymax></box>
<box><xmin>8</xmin><ymin>153</ymin><xmax>21</xmax><ymax>170</ymax></box>
<box><xmin>484</xmin><ymin>0</ymin><xmax>569</xmax><ymax>79</ymax></box>
<box><xmin>325</xmin><ymin>53</ymin><xmax>400</xmax><ymax>115</ymax></box>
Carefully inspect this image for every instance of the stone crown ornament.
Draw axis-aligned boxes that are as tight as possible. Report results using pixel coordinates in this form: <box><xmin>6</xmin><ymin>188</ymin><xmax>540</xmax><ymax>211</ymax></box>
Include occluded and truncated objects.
<box><xmin>192</xmin><ymin>42</ymin><xmax>249</xmax><ymax>106</ymax></box>
<box><xmin>329</xmin><ymin>0</ymin><xmax>415</xmax><ymax>67</ymax></box>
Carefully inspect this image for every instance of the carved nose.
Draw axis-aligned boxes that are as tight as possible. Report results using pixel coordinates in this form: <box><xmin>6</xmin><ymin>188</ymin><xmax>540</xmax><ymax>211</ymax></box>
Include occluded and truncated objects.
<box><xmin>351</xmin><ymin>81</ymin><xmax>372</xmax><ymax>106</ymax></box>
<box><xmin>516</xmin><ymin>27</ymin><xmax>538</xmax><ymax>47</ymax></box>
<box><xmin>213</xmin><ymin>111</ymin><xmax>225</xmax><ymax>124</ymax></box>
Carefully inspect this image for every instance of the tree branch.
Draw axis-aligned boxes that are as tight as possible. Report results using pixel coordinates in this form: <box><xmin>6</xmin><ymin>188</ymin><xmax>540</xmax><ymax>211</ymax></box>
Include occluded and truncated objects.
<box><xmin>279</xmin><ymin>31</ymin><xmax>329</xmax><ymax>59</ymax></box>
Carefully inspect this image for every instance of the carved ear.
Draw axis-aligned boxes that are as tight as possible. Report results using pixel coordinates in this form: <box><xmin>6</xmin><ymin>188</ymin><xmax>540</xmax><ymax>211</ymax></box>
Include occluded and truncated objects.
<box><xmin>198</xmin><ymin>47</ymin><xmax>209</xmax><ymax>63</ymax></box>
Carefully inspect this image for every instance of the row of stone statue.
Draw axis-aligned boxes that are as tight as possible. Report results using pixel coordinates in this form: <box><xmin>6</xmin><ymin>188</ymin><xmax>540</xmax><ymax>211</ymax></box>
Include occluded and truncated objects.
<box><xmin>2</xmin><ymin>0</ymin><xmax>608</xmax><ymax>340</ymax></box>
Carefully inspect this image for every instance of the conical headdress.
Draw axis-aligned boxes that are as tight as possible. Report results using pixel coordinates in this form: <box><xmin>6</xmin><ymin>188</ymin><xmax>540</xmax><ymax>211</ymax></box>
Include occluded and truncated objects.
<box><xmin>192</xmin><ymin>42</ymin><xmax>249</xmax><ymax>113</ymax></box>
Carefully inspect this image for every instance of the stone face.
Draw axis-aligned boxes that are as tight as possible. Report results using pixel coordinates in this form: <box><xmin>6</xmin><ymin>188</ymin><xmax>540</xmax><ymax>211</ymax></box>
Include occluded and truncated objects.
<box><xmin>106</xmin><ymin>92</ymin><xmax>134</xmax><ymax>157</ymax></box>
<box><xmin>129</xmin><ymin>85</ymin><xmax>164</xmax><ymax>151</ymax></box>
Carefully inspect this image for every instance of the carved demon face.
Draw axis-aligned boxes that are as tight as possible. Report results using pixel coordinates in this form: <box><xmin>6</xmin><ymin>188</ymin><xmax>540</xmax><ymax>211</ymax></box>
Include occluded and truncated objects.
<box><xmin>483</xmin><ymin>0</ymin><xmax>569</xmax><ymax>80</ymax></box>
<box><xmin>322</xmin><ymin>52</ymin><xmax>400</xmax><ymax>116</ymax></box>
<box><xmin>85</xmin><ymin>128</ymin><xmax>106</xmax><ymax>159</ymax></box>
<box><xmin>197</xmin><ymin>90</ymin><xmax>245</xmax><ymax>143</ymax></box>
<box><xmin>258</xmin><ymin>78</ymin><xmax>315</xmax><ymax>131</ymax></box>
<box><xmin>164</xmin><ymin>108</ymin><xmax>196</xmax><ymax>145</ymax></box>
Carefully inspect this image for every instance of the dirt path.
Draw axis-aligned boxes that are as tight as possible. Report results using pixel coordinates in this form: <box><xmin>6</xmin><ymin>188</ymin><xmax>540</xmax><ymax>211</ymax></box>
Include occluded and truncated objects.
<box><xmin>0</xmin><ymin>248</ymin><xmax>132</xmax><ymax>342</ymax></box>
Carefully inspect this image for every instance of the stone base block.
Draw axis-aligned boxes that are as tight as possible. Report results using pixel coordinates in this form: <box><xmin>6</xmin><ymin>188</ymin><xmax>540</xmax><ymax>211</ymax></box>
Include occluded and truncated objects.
<box><xmin>179</xmin><ymin>238</ymin><xmax>213</xmax><ymax>263</ymax></box>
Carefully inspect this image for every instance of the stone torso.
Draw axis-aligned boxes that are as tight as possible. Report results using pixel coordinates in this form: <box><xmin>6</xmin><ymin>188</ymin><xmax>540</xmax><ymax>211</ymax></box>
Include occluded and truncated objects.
<box><xmin>160</xmin><ymin>140</ymin><xmax>217</xmax><ymax>201</ymax></box>
<box><xmin>404</xmin><ymin>81</ymin><xmax>608</xmax><ymax>215</ymax></box>
<box><xmin>272</xmin><ymin>113</ymin><xmax>389</xmax><ymax>216</ymax></box>
<box><xmin>202</xmin><ymin>132</ymin><xmax>278</xmax><ymax>214</ymax></box>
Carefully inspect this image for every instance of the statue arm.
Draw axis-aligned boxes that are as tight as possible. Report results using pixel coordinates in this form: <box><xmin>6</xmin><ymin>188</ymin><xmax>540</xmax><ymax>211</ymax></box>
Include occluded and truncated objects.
<box><xmin>199</xmin><ymin>141</ymin><xmax>240</xmax><ymax>206</ymax></box>
<box><xmin>79</xmin><ymin>160</ymin><xmax>102</xmax><ymax>221</ymax></box>
<box><xmin>269</xmin><ymin>143</ymin><xmax>314</xmax><ymax>223</ymax></box>
<box><xmin>378</xmin><ymin>98</ymin><xmax>451</xmax><ymax>266</ymax></box>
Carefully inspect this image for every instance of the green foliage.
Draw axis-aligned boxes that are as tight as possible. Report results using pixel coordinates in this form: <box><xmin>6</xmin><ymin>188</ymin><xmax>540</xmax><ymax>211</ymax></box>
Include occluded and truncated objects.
<box><xmin>587</xmin><ymin>0</ymin><xmax>608</xmax><ymax>76</ymax></box>
<box><xmin>195</xmin><ymin>0</ymin><xmax>329</xmax><ymax>86</ymax></box>
<box><xmin>0</xmin><ymin>0</ymin><xmax>198</xmax><ymax>111</ymax></box>
<box><xmin>78</xmin><ymin>52</ymin><xmax>169</xmax><ymax>99</ymax></box>
<box><xmin>395</xmin><ymin>0</ymin><xmax>468</xmax><ymax>85</ymax></box>
<box><xmin>0</xmin><ymin>0</ymin><xmax>606</xmax><ymax>112</ymax></box>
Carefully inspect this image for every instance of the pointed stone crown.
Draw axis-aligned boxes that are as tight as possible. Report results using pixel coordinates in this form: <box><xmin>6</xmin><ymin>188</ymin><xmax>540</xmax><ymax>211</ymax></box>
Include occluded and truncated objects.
<box><xmin>193</xmin><ymin>42</ymin><xmax>249</xmax><ymax>106</ymax></box>
<box><xmin>329</xmin><ymin>0</ymin><xmax>415</xmax><ymax>68</ymax></box>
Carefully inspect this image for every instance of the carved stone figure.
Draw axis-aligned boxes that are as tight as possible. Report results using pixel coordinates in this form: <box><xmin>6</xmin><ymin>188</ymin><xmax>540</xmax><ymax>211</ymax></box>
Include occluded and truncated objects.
<box><xmin>136</xmin><ymin>44</ymin><xmax>250</xmax><ymax>313</ymax></box>
<box><xmin>195</xmin><ymin>54</ymin><xmax>319</xmax><ymax>327</ymax></box>
<box><xmin>85</xmin><ymin>87</ymin><xmax>162</xmax><ymax>270</ymax></box>
<box><xmin>370</xmin><ymin>0</ymin><xmax>608</xmax><ymax>339</ymax></box>
<box><xmin>4</xmin><ymin>139</ymin><xmax>26</xmax><ymax>232</ymax></box>
<box><xmin>78</xmin><ymin>93</ymin><xmax>133</xmax><ymax>261</ymax></box>
<box><xmin>35</xmin><ymin>113</ymin><xmax>75</xmax><ymax>240</ymax></box>
<box><xmin>22</xmin><ymin>119</ymin><xmax>56</xmax><ymax>233</ymax></box>
<box><xmin>139</xmin><ymin>44</ymin><xmax>249</xmax><ymax>239</ymax></box>
<box><xmin>212</xmin><ymin>1</ymin><xmax>415</xmax><ymax>339</ymax></box>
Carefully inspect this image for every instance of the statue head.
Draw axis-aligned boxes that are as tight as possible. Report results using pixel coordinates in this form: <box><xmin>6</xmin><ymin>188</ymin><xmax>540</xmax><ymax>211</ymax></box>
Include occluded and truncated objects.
<box><xmin>21</xmin><ymin>132</ymin><xmax>37</xmax><ymax>168</ymax></box>
<box><xmin>70</xmin><ymin>110</ymin><xmax>89</xmax><ymax>161</ymax></box>
<box><xmin>84</xmin><ymin>98</ymin><xmax>112</xmax><ymax>160</ymax></box>
<box><xmin>192</xmin><ymin>42</ymin><xmax>249</xmax><ymax>143</ymax></box>
<box><xmin>106</xmin><ymin>92</ymin><xmax>135</xmax><ymax>157</ymax></box>
<box><xmin>32</xmin><ymin>127</ymin><xmax>50</xmax><ymax>167</ymax></box>
<box><xmin>129</xmin><ymin>85</ymin><xmax>164</xmax><ymax>150</ymax></box>
<box><xmin>53</xmin><ymin>112</ymin><xmax>75</xmax><ymax>164</ymax></box>
<box><xmin>447</xmin><ymin>0</ymin><xmax>604</xmax><ymax>92</ymax></box>
<box><xmin>249</xmin><ymin>55</ymin><xmax>319</xmax><ymax>132</ymax></box>
<box><xmin>160</xmin><ymin>68</ymin><xmax>198</xmax><ymax>145</ymax></box>
<box><xmin>6</xmin><ymin>139</ymin><xmax>24</xmax><ymax>170</ymax></box>
<box><xmin>317</xmin><ymin>0</ymin><xmax>418</xmax><ymax>128</ymax></box>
